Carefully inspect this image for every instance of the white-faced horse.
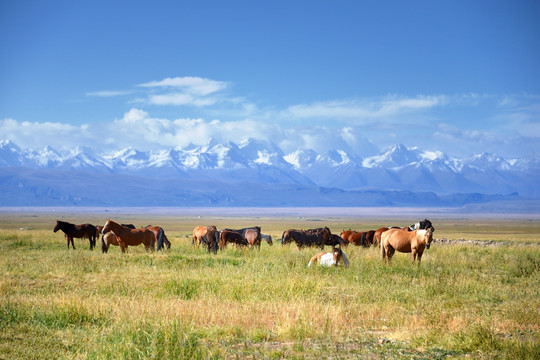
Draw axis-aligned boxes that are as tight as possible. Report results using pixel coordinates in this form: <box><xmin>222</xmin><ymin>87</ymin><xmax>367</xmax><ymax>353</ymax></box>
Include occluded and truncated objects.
<box><xmin>308</xmin><ymin>247</ymin><xmax>349</xmax><ymax>268</ymax></box>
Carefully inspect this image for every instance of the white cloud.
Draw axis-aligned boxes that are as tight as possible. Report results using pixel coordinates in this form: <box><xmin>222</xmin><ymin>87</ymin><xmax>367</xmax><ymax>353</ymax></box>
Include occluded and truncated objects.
<box><xmin>285</xmin><ymin>95</ymin><xmax>447</xmax><ymax>120</ymax></box>
<box><xmin>147</xmin><ymin>93</ymin><xmax>220</xmax><ymax>107</ymax></box>
<box><xmin>138</xmin><ymin>76</ymin><xmax>228</xmax><ymax>95</ymax></box>
<box><xmin>86</xmin><ymin>90</ymin><xmax>132</xmax><ymax>97</ymax></box>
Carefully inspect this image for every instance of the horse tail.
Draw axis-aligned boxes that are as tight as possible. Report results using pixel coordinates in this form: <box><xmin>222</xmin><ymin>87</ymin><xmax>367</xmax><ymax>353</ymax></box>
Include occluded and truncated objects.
<box><xmin>157</xmin><ymin>227</ymin><xmax>164</xmax><ymax>251</ymax></box>
<box><xmin>361</xmin><ymin>232</ymin><xmax>366</xmax><ymax>247</ymax></box>
<box><xmin>342</xmin><ymin>251</ymin><xmax>350</xmax><ymax>268</ymax></box>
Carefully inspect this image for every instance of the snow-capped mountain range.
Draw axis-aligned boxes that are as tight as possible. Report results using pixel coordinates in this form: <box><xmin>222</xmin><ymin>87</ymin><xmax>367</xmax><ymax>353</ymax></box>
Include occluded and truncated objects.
<box><xmin>0</xmin><ymin>138</ymin><xmax>538</xmax><ymax>206</ymax></box>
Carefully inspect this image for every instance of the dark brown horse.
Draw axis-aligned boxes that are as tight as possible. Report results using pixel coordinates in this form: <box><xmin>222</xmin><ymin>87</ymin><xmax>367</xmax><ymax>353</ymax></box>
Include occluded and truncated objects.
<box><xmin>281</xmin><ymin>227</ymin><xmax>332</xmax><ymax>249</ymax></box>
<box><xmin>101</xmin><ymin>219</ymin><xmax>155</xmax><ymax>253</ymax></box>
<box><xmin>204</xmin><ymin>225</ymin><xmax>220</xmax><ymax>254</ymax></box>
<box><xmin>53</xmin><ymin>220</ymin><xmax>97</xmax><ymax>250</ymax></box>
<box><xmin>219</xmin><ymin>230</ymin><xmax>248</xmax><ymax>249</ymax></box>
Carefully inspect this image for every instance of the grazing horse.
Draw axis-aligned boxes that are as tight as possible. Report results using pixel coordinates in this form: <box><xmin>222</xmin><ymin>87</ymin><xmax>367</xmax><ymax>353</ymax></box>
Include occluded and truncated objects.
<box><xmin>373</xmin><ymin>227</ymin><xmax>389</xmax><ymax>247</ymax></box>
<box><xmin>203</xmin><ymin>225</ymin><xmax>220</xmax><ymax>254</ymax></box>
<box><xmin>224</xmin><ymin>226</ymin><xmax>262</xmax><ymax>246</ymax></box>
<box><xmin>145</xmin><ymin>225</ymin><xmax>171</xmax><ymax>251</ymax></box>
<box><xmin>261</xmin><ymin>233</ymin><xmax>273</xmax><ymax>245</ymax></box>
<box><xmin>308</xmin><ymin>247</ymin><xmax>350</xmax><ymax>268</ymax></box>
<box><xmin>381</xmin><ymin>228</ymin><xmax>434</xmax><ymax>264</ymax></box>
<box><xmin>219</xmin><ymin>230</ymin><xmax>248</xmax><ymax>249</ymax></box>
<box><xmin>101</xmin><ymin>219</ymin><xmax>155</xmax><ymax>253</ymax></box>
<box><xmin>53</xmin><ymin>220</ymin><xmax>97</xmax><ymax>250</ymax></box>
<box><xmin>328</xmin><ymin>234</ymin><xmax>347</xmax><ymax>247</ymax></box>
<box><xmin>281</xmin><ymin>227</ymin><xmax>333</xmax><ymax>249</ymax></box>
<box><xmin>192</xmin><ymin>226</ymin><xmax>207</xmax><ymax>247</ymax></box>
<box><xmin>347</xmin><ymin>231</ymin><xmax>374</xmax><ymax>247</ymax></box>
<box><xmin>340</xmin><ymin>230</ymin><xmax>354</xmax><ymax>245</ymax></box>
<box><xmin>245</xmin><ymin>229</ymin><xmax>261</xmax><ymax>249</ymax></box>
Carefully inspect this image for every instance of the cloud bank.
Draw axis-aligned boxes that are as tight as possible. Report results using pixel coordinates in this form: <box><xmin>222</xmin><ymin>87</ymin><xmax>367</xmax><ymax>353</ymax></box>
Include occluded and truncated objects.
<box><xmin>2</xmin><ymin>76</ymin><xmax>538</xmax><ymax>159</ymax></box>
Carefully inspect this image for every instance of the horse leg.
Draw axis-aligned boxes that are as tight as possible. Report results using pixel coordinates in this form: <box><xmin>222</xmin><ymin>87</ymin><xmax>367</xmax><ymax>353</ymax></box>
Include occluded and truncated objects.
<box><xmin>417</xmin><ymin>251</ymin><xmax>423</xmax><ymax>264</ymax></box>
<box><xmin>387</xmin><ymin>247</ymin><xmax>395</xmax><ymax>261</ymax></box>
<box><xmin>69</xmin><ymin>236</ymin><xmax>75</xmax><ymax>250</ymax></box>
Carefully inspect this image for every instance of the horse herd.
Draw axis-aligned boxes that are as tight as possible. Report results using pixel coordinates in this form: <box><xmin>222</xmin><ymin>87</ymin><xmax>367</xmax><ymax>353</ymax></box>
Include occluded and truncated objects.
<box><xmin>53</xmin><ymin>218</ymin><xmax>435</xmax><ymax>265</ymax></box>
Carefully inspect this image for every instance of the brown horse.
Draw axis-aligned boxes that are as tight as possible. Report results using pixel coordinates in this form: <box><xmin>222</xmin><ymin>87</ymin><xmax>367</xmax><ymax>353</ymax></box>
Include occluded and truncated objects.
<box><xmin>373</xmin><ymin>227</ymin><xmax>389</xmax><ymax>247</ymax></box>
<box><xmin>245</xmin><ymin>229</ymin><xmax>261</xmax><ymax>249</ymax></box>
<box><xmin>203</xmin><ymin>225</ymin><xmax>220</xmax><ymax>254</ymax></box>
<box><xmin>219</xmin><ymin>230</ymin><xmax>248</xmax><ymax>249</ymax></box>
<box><xmin>347</xmin><ymin>231</ymin><xmax>374</xmax><ymax>247</ymax></box>
<box><xmin>53</xmin><ymin>220</ymin><xmax>97</xmax><ymax>250</ymax></box>
<box><xmin>101</xmin><ymin>219</ymin><xmax>155</xmax><ymax>253</ymax></box>
<box><xmin>381</xmin><ymin>228</ymin><xmax>434</xmax><ymax>263</ymax></box>
<box><xmin>145</xmin><ymin>225</ymin><xmax>171</xmax><ymax>251</ymax></box>
<box><xmin>192</xmin><ymin>226</ymin><xmax>207</xmax><ymax>247</ymax></box>
<box><xmin>340</xmin><ymin>230</ymin><xmax>354</xmax><ymax>245</ymax></box>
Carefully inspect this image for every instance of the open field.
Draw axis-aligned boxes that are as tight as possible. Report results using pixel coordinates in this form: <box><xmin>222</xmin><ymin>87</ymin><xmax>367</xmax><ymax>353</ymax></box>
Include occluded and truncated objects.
<box><xmin>0</xmin><ymin>208</ymin><xmax>539</xmax><ymax>359</ymax></box>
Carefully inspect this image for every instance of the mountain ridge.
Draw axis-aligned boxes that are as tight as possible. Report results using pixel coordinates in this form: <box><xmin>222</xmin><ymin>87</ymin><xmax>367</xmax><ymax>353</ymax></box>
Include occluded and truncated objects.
<box><xmin>1</xmin><ymin>139</ymin><xmax>538</xmax><ymax>206</ymax></box>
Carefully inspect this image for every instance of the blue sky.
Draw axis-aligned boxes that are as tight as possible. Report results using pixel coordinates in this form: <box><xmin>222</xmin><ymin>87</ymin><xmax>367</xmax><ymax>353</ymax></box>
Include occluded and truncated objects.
<box><xmin>1</xmin><ymin>0</ymin><xmax>539</xmax><ymax>158</ymax></box>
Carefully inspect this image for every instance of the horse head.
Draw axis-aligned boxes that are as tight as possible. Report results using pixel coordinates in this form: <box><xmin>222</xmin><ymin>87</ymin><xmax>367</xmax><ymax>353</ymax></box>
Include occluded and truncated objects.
<box><xmin>332</xmin><ymin>247</ymin><xmax>342</xmax><ymax>264</ymax></box>
<box><xmin>53</xmin><ymin>220</ymin><xmax>61</xmax><ymax>232</ymax></box>
<box><xmin>205</xmin><ymin>225</ymin><xmax>219</xmax><ymax>254</ymax></box>
<box><xmin>102</xmin><ymin>219</ymin><xmax>111</xmax><ymax>234</ymax></box>
<box><xmin>425</xmin><ymin>228</ymin><xmax>434</xmax><ymax>249</ymax></box>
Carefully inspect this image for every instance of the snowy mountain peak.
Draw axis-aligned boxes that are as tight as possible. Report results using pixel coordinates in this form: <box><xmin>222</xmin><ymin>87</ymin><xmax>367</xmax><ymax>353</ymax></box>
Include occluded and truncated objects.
<box><xmin>0</xmin><ymin>139</ymin><xmax>537</xmax><ymax>197</ymax></box>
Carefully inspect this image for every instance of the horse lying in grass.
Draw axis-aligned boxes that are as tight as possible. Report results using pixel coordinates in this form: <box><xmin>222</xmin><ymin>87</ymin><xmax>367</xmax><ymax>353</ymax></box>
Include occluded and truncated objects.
<box><xmin>381</xmin><ymin>228</ymin><xmax>434</xmax><ymax>264</ymax></box>
<box><xmin>308</xmin><ymin>247</ymin><xmax>349</xmax><ymax>268</ymax></box>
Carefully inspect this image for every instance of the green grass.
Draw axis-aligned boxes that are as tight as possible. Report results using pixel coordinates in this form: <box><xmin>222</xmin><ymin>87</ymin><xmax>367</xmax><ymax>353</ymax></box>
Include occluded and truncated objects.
<box><xmin>0</xmin><ymin>213</ymin><xmax>539</xmax><ymax>359</ymax></box>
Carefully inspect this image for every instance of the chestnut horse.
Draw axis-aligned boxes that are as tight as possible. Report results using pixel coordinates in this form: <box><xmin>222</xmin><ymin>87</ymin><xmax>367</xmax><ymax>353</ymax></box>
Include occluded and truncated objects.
<box><xmin>373</xmin><ymin>227</ymin><xmax>389</xmax><ymax>247</ymax></box>
<box><xmin>381</xmin><ymin>228</ymin><xmax>434</xmax><ymax>264</ymax></box>
<box><xmin>340</xmin><ymin>230</ymin><xmax>353</xmax><ymax>245</ymax></box>
<box><xmin>346</xmin><ymin>230</ymin><xmax>374</xmax><ymax>247</ymax></box>
<box><xmin>101</xmin><ymin>219</ymin><xmax>155</xmax><ymax>253</ymax></box>
<box><xmin>53</xmin><ymin>220</ymin><xmax>97</xmax><ymax>250</ymax></box>
<box><xmin>192</xmin><ymin>226</ymin><xmax>207</xmax><ymax>247</ymax></box>
<box><xmin>145</xmin><ymin>225</ymin><xmax>171</xmax><ymax>251</ymax></box>
<box><xmin>308</xmin><ymin>247</ymin><xmax>349</xmax><ymax>268</ymax></box>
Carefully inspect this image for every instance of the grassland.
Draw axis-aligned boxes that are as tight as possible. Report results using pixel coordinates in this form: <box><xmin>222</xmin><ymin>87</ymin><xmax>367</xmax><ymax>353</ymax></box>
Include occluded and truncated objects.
<box><xmin>0</xmin><ymin>208</ymin><xmax>539</xmax><ymax>359</ymax></box>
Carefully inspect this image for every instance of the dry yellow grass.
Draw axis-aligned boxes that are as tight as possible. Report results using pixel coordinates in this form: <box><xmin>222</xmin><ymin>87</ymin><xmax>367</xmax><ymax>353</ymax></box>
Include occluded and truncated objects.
<box><xmin>0</xmin><ymin>209</ymin><xmax>539</xmax><ymax>359</ymax></box>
